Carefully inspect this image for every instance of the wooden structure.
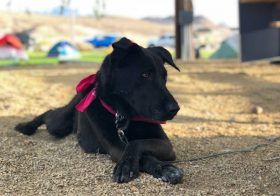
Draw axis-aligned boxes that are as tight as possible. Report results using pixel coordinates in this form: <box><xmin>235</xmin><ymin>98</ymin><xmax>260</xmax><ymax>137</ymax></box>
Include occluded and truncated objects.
<box><xmin>175</xmin><ymin>0</ymin><xmax>194</xmax><ymax>60</ymax></box>
<box><xmin>239</xmin><ymin>0</ymin><xmax>280</xmax><ymax>61</ymax></box>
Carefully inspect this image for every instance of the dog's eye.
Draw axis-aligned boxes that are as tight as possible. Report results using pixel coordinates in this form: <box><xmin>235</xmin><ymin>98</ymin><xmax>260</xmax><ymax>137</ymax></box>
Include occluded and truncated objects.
<box><xmin>142</xmin><ymin>72</ymin><xmax>152</xmax><ymax>79</ymax></box>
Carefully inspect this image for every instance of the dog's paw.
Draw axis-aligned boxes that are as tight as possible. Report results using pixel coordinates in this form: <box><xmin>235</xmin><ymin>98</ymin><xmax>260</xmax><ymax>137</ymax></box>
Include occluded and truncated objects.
<box><xmin>14</xmin><ymin>122</ymin><xmax>37</xmax><ymax>136</ymax></box>
<box><xmin>160</xmin><ymin>164</ymin><xmax>183</xmax><ymax>184</ymax></box>
<box><xmin>113</xmin><ymin>156</ymin><xmax>139</xmax><ymax>183</ymax></box>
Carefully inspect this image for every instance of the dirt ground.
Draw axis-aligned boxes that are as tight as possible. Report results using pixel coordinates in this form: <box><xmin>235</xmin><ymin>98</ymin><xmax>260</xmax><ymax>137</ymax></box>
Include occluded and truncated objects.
<box><xmin>0</xmin><ymin>61</ymin><xmax>280</xmax><ymax>195</ymax></box>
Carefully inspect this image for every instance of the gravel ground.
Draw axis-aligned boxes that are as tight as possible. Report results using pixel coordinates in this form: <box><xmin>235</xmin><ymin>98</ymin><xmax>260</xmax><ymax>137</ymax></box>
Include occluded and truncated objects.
<box><xmin>0</xmin><ymin>61</ymin><xmax>280</xmax><ymax>195</ymax></box>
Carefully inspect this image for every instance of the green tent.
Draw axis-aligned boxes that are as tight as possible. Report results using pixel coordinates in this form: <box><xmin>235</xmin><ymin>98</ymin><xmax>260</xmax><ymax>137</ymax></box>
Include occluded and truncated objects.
<box><xmin>211</xmin><ymin>34</ymin><xmax>240</xmax><ymax>59</ymax></box>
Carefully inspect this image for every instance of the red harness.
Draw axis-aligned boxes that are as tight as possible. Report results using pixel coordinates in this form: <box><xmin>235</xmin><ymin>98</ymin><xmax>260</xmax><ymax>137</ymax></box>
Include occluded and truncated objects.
<box><xmin>75</xmin><ymin>74</ymin><xmax>165</xmax><ymax>124</ymax></box>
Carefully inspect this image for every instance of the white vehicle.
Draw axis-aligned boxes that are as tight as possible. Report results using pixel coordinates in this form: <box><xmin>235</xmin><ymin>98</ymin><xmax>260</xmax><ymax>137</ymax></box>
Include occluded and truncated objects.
<box><xmin>148</xmin><ymin>34</ymin><xmax>175</xmax><ymax>48</ymax></box>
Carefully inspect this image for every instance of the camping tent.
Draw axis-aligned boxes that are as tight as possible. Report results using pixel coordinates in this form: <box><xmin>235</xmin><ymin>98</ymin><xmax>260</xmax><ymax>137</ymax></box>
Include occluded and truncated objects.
<box><xmin>15</xmin><ymin>32</ymin><xmax>34</xmax><ymax>49</ymax></box>
<box><xmin>47</xmin><ymin>41</ymin><xmax>80</xmax><ymax>60</ymax></box>
<box><xmin>211</xmin><ymin>33</ymin><xmax>240</xmax><ymax>59</ymax></box>
<box><xmin>87</xmin><ymin>35</ymin><xmax>117</xmax><ymax>48</ymax></box>
<box><xmin>0</xmin><ymin>34</ymin><xmax>28</xmax><ymax>60</ymax></box>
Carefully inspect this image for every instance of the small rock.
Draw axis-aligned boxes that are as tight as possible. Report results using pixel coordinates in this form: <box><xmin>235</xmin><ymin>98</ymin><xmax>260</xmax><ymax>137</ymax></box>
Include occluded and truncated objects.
<box><xmin>23</xmin><ymin>140</ymin><xmax>34</xmax><ymax>146</ymax></box>
<box><xmin>252</xmin><ymin>106</ymin><xmax>263</xmax><ymax>114</ymax></box>
<box><xmin>130</xmin><ymin>186</ymin><xmax>138</xmax><ymax>193</ymax></box>
<box><xmin>229</xmin><ymin>117</ymin><xmax>236</xmax><ymax>123</ymax></box>
<box><xmin>230</xmin><ymin>182</ymin><xmax>236</xmax><ymax>186</ymax></box>
<box><xmin>4</xmin><ymin>105</ymin><xmax>10</xmax><ymax>109</ymax></box>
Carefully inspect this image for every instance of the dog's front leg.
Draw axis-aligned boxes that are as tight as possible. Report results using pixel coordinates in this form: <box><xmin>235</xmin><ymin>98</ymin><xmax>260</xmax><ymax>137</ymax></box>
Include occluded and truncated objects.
<box><xmin>112</xmin><ymin>141</ymin><xmax>140</xmax><ymax>183</ymax></box>
<box><xmin>140</xmin><ymin>155</ymin><xmax>183</xmax><ymax>184</ymax></box>
<box><xmin>113</xmin><ymin>139</ymin><xmax>177</xmax><ymax>183</ymax></box>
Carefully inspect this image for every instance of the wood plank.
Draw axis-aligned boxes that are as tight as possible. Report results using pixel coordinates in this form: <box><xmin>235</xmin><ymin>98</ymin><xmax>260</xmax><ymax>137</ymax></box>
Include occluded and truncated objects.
<box><xmin>240</xmin><ymin>0</ymin><xmax>280</xmax><ymax>3</ymax></box>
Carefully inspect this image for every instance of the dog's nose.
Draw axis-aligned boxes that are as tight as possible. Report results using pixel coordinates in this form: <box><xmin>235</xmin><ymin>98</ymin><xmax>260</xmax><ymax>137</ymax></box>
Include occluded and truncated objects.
<box><xmin>166</xmin><ymin>103</ymin><xmax>180</xmax><ymax>117</ymax></box>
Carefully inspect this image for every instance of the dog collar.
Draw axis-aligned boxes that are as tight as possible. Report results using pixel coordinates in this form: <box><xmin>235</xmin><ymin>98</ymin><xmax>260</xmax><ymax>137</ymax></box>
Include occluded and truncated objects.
<box><xmin>75</xmin><ymin>74</ymin><xmax>165</xmax><ymax>124</ymax></box>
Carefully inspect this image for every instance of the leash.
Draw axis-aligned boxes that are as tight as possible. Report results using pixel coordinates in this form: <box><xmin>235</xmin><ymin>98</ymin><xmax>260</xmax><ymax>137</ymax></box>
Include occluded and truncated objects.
<box><xmin>115</xmin><ymin>112</ymin><xmax>129</xmax><ymax>144</ymax></box>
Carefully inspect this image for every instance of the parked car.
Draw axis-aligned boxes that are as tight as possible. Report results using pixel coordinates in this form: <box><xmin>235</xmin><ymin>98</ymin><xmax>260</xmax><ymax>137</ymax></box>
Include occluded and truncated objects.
<box><xmin>148</xmin><ymin>34</ymin><xmax>175</xmax><ymax>48</ymax></box>
<box><xmin>87</xmin><ymin>35</ymin><xmax>118</xmax><ymax>48</ymax></box>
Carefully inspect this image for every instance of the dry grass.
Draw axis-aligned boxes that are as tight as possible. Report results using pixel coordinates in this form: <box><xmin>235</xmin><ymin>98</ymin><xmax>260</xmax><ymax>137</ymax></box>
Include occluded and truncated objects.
<box><xmin>0</xmin><ymin>61</ymin><xmax>280</xmax><ymax>195</ymax></box>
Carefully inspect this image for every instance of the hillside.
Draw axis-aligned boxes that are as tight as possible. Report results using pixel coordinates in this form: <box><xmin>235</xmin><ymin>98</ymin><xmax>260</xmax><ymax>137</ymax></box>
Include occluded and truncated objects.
<box><xmin>143</xmin><ymin>15</ymin><xmax>231</xmax><ymax>34</ymax></box>
<box><xmin>0</xmin><ymin>12</ymin><xmax>233</xmax><ymax>51</ymax></box>
<box><xmin>143</xmin><ymin>15</ymin><xmax>233</xmax><ymax>48</ymax></box>
<box><xmin>0</xmin><ymin>12</ymin><xmax>174</xmax><ymax>46</ymax></box>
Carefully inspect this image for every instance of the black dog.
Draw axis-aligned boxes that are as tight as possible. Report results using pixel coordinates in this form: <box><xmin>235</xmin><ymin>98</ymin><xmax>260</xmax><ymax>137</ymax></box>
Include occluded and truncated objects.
<box><xmin>15</xmin><ymin>37</ymin><xmax>183</xmax><ymax>184</ymax></box>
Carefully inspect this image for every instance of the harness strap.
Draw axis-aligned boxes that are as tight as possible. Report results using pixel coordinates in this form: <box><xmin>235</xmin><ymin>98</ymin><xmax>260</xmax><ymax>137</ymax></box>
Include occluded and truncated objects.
<box><xmin>75</xmin><ymin>74</ymin><xmax>166</xmax><ymax>124</ymax></box>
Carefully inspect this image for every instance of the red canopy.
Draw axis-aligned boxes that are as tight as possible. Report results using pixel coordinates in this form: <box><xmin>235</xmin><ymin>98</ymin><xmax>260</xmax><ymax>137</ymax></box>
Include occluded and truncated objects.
<box><xmin>0</xmin><ymin>34</ymin><xmax>23</xmax><ymax>49</ymax></box>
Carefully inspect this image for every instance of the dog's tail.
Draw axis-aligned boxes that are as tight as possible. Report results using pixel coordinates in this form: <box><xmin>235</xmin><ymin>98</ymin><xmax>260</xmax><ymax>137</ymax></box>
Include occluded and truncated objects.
<box><xmin>15</xmin><ymin>110</ymin><xmax>52</xmax><ymax>136</ymax></box>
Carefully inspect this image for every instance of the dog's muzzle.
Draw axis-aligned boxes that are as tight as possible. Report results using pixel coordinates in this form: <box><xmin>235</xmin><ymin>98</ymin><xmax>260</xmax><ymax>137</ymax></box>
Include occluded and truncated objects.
<box><xmin>165</xmin><ymin>102</ymin><xmax>180</xmax><ymax>119</ymax></box>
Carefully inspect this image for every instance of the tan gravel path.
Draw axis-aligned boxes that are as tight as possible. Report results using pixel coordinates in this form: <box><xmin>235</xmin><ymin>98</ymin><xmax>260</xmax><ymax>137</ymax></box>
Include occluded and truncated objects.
<box><xmin>0</xmin><ymin>62</ymin><xmax>280</xmax><ymax>195</ymax></box>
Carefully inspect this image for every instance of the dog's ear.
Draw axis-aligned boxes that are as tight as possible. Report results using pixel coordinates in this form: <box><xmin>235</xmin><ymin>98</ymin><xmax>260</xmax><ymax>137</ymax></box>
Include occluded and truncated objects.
<box><xmin>112</xmin><ymin>37</ymin><xmax>136</xmax><ymax>50</ymax></box>
<box><xmin>111</xmin><ymin>37</ymin><xmax>140</xmax><ymax>64</ymax></box>
<box><xmin>148</xmin><ymin>46</ymin><xmax>180</xmax><ymax>72</ymax></box>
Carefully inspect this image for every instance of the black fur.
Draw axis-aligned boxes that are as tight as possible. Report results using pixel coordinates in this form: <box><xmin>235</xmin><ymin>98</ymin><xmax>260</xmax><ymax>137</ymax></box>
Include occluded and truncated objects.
<box><xmin>15</xmin><ymin>37</ymin><xmax>183</xmax><ymax>184</ymax></box>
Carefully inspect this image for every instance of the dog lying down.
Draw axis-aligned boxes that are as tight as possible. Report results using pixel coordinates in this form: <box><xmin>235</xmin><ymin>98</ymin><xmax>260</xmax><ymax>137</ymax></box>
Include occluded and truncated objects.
<box><xmin>15</xmin><ymin>37</ymin><xmax>183</xmax><ymax>184</ymax></box>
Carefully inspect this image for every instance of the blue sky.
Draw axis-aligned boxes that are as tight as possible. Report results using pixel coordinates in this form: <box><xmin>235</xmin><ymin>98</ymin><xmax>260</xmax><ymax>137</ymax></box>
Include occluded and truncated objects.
<box><xmin>0</xmin><ymin>0</ymin><xmax>239</xmax><ymax>27</ymax></box>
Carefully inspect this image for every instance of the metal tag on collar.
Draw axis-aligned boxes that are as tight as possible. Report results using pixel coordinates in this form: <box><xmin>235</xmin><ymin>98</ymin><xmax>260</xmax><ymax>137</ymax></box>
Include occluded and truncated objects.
<box><xmin>117</xmin><ymin>129</ymin><xmax>128</xmax><ymax>144</ymax></box>
<box><xmin>115</xmin><ymin>112</ymin><xmax>129</xmax><ymax>144</ymax></box>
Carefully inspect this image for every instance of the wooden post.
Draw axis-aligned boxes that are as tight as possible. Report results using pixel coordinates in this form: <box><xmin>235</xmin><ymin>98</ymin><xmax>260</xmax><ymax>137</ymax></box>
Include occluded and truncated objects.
<box><xmin>175</xmin><ymin>0</ymin><xmax>183</xmax><ymax>59</ymax></box>
<box><xmin>175</xmin><ymin>0</ymin><xmax>194</xmax><ymax>60</ymax></box>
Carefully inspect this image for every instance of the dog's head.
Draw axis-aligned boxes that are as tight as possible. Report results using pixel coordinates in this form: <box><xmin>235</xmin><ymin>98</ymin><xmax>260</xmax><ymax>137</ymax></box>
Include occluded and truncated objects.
<box><xmin>98</xmin><ymin>37</ymin><xmax>180</xmax><ymax>121</ymax></box>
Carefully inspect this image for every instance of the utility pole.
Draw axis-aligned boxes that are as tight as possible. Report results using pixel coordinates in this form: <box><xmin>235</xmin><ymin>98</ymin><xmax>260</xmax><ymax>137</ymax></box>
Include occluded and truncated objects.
<box><xmin>175</xmin><ymin>0</ymin><xmax>194</xmax><ymax>60</ymax></box>
<box><xmin>93</xmin><ymin>0</ymin><xmax>106</xmax><ymax>19</ymax></box>
<box><xmin>66</xmin><ymin>0</ymin><xmax>75</xmax><ymax>44</ymax></box>
<box><xmin>6</xmin><ymin>0</ymin><xmax>12</xmax><ymax>11</ymax></box>
<box><xmin>60</xmin><ymin>0</ymin><xmax>71</xmax><ymax>15</ymax></box>
<box><xmin>70</xmin><ymin>10</ymin><xmax>76</xmax><ymax>44</ymax></box>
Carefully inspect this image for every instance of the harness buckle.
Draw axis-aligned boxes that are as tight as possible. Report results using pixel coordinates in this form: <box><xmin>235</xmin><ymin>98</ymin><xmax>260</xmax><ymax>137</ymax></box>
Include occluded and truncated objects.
<box><xmin>115</xmin><ymin>112</ymin><xmax>129</xmax><ymax>144</ymax></box>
